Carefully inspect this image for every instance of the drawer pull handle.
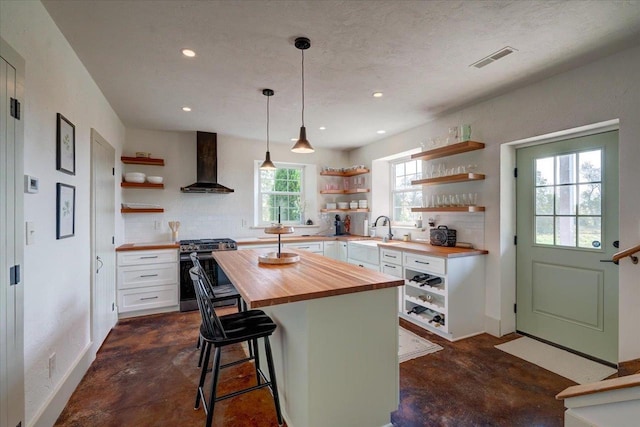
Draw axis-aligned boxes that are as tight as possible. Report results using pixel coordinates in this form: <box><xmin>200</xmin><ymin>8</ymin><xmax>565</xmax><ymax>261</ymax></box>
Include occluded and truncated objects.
<box><xmin>415</xmin><ymin>260</ymin><xmax>430</xmax><ymax>265</ymax></box>
<box><xmin>140</xmin><ymin>296</ymin><xmax>159</xmax><ymax>301</ymax></box>
<box><xmin>298</xmin><ymin>246</ymin><xmax>310</xmax><ymax>249</ymax></box>
<box><xmin>140</xmin><ymin>274</ymin><xmax>159</xmax><ymax>278</ymax></box>
<box><xmin>140</xmin><ymin>256</ymin><xmax>158</xmax><ymax>259</ymax></box>
<box><xmin>384</xmin><ymin>264</ymin><xmax>396</xmax><ymax>269</ymax></box>
<box><xmin>386</xmin><ymin>255</ymin><xmax>397</xmax><ymax>258</ymax></box>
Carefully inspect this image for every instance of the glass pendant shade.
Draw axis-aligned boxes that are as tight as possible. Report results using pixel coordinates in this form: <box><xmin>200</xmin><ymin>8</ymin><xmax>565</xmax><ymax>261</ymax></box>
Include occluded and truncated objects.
<box><xmin>291</xmin><ymin>126</ymin><xmax>314</xmax><ymax>153</ymax></box>
<box><xmin>260</xmin><ymin>150</ymin><xmax>276</xmax><ymax>170</ymax></box>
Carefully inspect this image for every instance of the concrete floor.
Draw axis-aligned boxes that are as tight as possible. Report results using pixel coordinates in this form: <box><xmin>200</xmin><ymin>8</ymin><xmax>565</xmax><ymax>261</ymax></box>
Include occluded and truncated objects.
<box><xmin>55</xmin><ymin>309</ymin><xmax>583</xmax><ymax>426</ymax></box>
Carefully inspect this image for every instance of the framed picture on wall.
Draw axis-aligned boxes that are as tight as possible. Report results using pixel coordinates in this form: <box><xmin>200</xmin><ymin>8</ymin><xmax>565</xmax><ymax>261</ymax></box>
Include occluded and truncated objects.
<box><xmin>56</xmin><ymin>183</ymin><xmax>75</xmax><ymax>239</ymax></box>
<box><xmin>56</xmin><ymin>113</ymin><xmax>75</xmax><ymax>175</ymax></box>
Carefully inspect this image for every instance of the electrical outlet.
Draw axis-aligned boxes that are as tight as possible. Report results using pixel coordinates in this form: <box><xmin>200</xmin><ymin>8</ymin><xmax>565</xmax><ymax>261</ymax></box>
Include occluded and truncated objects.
<box><xmin>154</xmin><ymin>220</ymin><xmax>161</xmax><ymax>230</ymax></box>
<box><xmin>48</xmin><ymin>353</ymin><xmax>56</xmax><ymax>378</ymax></box>
<box><xmin>241</xmin><ymin>219</ymin><xmax>247</xmax><ymax>228</ymax></box>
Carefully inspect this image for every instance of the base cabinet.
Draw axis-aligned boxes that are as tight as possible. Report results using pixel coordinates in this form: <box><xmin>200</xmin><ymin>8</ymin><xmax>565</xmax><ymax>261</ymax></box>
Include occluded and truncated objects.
<box><xmin>323</xmin><ymin>240</ymin><xmax>348</xmax><ymax>261</ymax></box>
<box><xmin>400</xmin><ymin>252</ymin><xmax>485</xmax><ymax>341</ymax></box>
<box><xmin>117</xmin><ymin>249</ymin><xmax>179</xmax><ymax>317</ymax></box>
<box><xmin>380</xmin><ymin>248</ymin><xmax>404</xmax><ymax>312</ymax></box>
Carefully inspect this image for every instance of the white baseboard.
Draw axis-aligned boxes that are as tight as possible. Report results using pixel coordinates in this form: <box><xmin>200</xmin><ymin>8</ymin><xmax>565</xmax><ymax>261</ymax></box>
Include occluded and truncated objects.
<box><xmin>28</xmin><ymin>341</ymin><xmax>94</xmax><ymax>427</ymax></box>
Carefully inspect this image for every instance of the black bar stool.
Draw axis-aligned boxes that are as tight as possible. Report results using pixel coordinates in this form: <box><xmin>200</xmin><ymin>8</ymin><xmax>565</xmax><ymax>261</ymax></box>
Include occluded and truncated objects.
<box><xmin>190</xmin><ymin>253</ymin><xmax>246</xmax><ymax>368</ymax></box>
<box><xmin>190</xmin><ymin>269</ymin><xmax>284</xmax><ymax>427</ymax></box>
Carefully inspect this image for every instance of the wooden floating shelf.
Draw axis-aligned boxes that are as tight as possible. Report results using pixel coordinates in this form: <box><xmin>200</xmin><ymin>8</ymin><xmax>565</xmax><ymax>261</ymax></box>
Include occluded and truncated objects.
<box><xmin>320</xmin><ymin>168</ymin><xmax>369</xmax><ymax>177</ymax></box>
<box><xmin>320</xmin><ymin>208</ymin><xmax>370</xmax><ymax>213</ymax></box>
<box><xmin>411</xmin><ymin>141</ymin><xmax>484</xmax><ymax>161</ymax></box>
<box><xmin>121</xmin><ymin>208</ymin><xmax>164</xmax><ymax>213</ymax></box>
<box><xmin>121</xmin><ymin>182</ymin><xmax>164</xmax><ymax>189</ymax></box>
<box><xmin>411</xmin><ymin>173</ymin><xmax>485</xmax><ymax>186</ymax></box>
<box><xmin>320</xmin><ymin>188</ymin><xmax>370</xmax><ymax>194</ymax></box>
<box><xmin>121</xmin><ymin>156</ymin><xmax>165</xmax><ymax>166</ymax></box>
<box><xmin>411</xmin><ymin>206</ymin><xmax>485</xmax><ymax>213</ymax></box>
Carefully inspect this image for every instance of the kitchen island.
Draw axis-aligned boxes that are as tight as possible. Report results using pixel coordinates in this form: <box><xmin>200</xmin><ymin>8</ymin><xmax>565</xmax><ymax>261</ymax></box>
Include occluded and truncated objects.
<box><xmin>213</xmin><ymin>249</ymin><xmax>404</xmax><ymax>427</ymax></box>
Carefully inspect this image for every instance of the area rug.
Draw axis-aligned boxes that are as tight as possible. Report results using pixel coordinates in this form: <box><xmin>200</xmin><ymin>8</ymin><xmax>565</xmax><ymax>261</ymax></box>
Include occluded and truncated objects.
<box><xmin>495</xmin><ymin>336</ymin><xmax>617</xmax><ymax>384</ymax></box>
<box><xmin>399</xmin><ymin>327</ymin><xmax>443</xmax><ymax>363</ymax></box>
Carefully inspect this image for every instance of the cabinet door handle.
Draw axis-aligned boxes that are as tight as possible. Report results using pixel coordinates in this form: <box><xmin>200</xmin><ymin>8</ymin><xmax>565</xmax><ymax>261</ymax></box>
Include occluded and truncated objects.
<box><xmin>140</xmin><ymin>274</ymin><xmax>159</xmax><ymax>278</ymax></box>
<box><xmin>140</xmin><ymin>255</ymin><xmax>158</xmax><ymax>259</ymax></box>
<box><xmin>415</xmin><ymin>260</ymin><xmax>430</xmax><ymax>265</ymax></box>
<box><xmin>140</xmin><ymin>296</ymin><xmax>159</xmax><ymax>301</ymax></box>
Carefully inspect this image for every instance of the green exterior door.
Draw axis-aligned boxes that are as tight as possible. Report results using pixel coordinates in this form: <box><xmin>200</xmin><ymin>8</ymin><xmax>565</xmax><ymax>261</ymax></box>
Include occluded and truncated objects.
<box><xmin>516</xmin><ymin>131</ymin><xmax>619</xmax><ymax>364</ymax></box>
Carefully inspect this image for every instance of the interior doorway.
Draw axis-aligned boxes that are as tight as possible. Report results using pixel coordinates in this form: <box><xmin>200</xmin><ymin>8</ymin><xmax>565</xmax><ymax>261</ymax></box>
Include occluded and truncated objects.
<box><xmin>90</xmin><ymin>129</ymin><xmax>117</xmax><ymax>354</ymax></box>
<box><xmin>0</xmin><ymin>37</ymin><xmax>25</xmax><ymax>427</ymax></box>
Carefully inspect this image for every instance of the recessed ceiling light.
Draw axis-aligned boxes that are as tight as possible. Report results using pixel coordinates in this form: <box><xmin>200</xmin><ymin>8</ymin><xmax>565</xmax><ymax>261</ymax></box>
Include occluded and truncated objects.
<box><xmin>319</xmin><ymin>126</ymin><xmax>326</xmax><ymax>130</ymax></box>
<box><xmin>182</xmin><ymin>106</ymin><xmax>192</xmax><ymax>112</ymax></box>
<box><xmin>182</xmin><ymin>49</ymin><xmax>196</xmax><ymax>58</ymax></box>
<box><xmin>372</xmin><ymin>92</ymin><xmax>383</xmax><ymax>98</ymax></box>
<box><xmin>377</xmin><ymin>130</ymin><xmax>386</xmax><ymax>134</ymax></box>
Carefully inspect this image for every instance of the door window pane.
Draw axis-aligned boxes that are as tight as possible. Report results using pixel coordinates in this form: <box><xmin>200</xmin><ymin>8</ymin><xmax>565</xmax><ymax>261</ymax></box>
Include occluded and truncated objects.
<box><xmin>556</xmin><ymin>154</ymin><xmax>576</xmax><ymax>184</ymax></box>
<box><xmin>536</xmin><ymin>187</ymin><xmax>554</xmax><ymax>215</ymax></box>
<box><xmin>555</xmin><ymin>185</ymin><xmax>576</xmax><ymax>215</ymax></box>
<box><xmin>579</xmin><ymin>183</ymin><xmax>601</xmax><ymax>215</ymax></box>
<box><xmin>579</xmin><ymin>150</ymin><xmax>601</xmax><ymax>183</ymax></box>
<box><xmin>578</xmin><ymin>217</ymin><xmax>601</xmax><ymax>249</ymax></box>
<box><xmin>535</xmin><ymin>217</ymin><xmax>554</xmax><ymax>245</ymax></box>
<box><xmin>536</xmin><ymin>157</ymin><xmax>554</xmax><ymax>186</ymax></box>
<box><xmin>555</xmin><ymin>216</ymin><xmax>576</xmax><ymax>247</ymax></box>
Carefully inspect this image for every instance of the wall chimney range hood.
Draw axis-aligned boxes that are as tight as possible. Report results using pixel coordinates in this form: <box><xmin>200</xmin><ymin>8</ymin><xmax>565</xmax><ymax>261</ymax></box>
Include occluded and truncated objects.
<box><xmin>180</xmin><ymin>131</ymin><xmax>234</xmax><ymax>193</ymax></box>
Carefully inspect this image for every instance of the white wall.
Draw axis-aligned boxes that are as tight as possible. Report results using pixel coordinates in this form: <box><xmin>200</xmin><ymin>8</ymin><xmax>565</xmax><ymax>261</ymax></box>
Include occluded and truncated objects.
<box><xmin>0</xmin><ymin>1</ymin><xmax>125</xmax><ymax>425</ymax></box>
<box><xmin>349</xmin><ymin>45</ymin><xmax>640</xmax><ymax>362</ymax></box>
<box><xmin>123</xmin><ymin>128</ymin><xmax>348</xmax><ymax>241</ymax></box>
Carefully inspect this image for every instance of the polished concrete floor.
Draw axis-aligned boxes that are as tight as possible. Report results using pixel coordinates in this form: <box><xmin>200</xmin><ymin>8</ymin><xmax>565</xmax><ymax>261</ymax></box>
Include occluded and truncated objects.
<box><xmin>55</xmin><ymin>309</ymin><xmax>589</xmax><ymax>426</ymax></box>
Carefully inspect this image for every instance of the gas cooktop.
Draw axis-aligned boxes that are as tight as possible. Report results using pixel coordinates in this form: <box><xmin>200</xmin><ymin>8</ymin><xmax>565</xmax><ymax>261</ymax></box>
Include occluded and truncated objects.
<box><xmin>179</xmin><ymin>238</ymin><xmax>237</xmax><ymax>252</ymax></box>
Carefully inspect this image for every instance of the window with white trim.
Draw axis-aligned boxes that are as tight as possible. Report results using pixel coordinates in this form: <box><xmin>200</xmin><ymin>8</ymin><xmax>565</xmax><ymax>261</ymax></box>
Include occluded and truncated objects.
<box><xmin>257</xmin><ymin>164</ymin><xmax>305</xmax><ymax>225</ymax></box>
<box><xmin>391</xmin><ymin>158</ymin><xmax>422</xmax><ymax>224</ymax></box>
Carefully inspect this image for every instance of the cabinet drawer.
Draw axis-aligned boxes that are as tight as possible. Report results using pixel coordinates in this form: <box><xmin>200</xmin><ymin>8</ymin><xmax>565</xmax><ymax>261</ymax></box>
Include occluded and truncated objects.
<box><xmin>118</xmin><ymin>263</ymin><xmax>178</xmax><ymax>290</ymax></box>
<box><xmin>117</xmin><ymin>249</ymin><xmax>178</xmax><ymax>266</ymax></box>
<box><xmin>404</xmin><ymin>253</ymin><xmax>446</xmax><ymax>275</ymax></box>
<box><xmin>381</xmin><ymin>249</ymin><xmax>402</xmax><ymax>266</ymax></box>
<box><xmin>284</xmin><ymin>242</ymin><xmax>324</xmax><ymax>253</ymax></box>
<box><xmin>348</xmin><ymin>259</ymin><xmax>379</xmax><ymax>271</ymax></box>
<box><xmin>381</xmin><ymin>262</ymin><xmax>403</xmax><ymax>278</ymax></box>
<box><xmin>118</xmin><ymin>284</ymin><xmax>178</xmax><ymax>313</ymax></box>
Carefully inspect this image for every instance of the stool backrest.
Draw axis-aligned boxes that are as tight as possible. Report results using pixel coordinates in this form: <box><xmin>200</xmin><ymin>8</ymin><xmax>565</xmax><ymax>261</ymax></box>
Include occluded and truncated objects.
<box><xmin>190</xmin><ymin>251</ymin><xmax>216</xmax><ymax>290</ymax></box>
<box><xmin>189</xmin><ymin>266</ymin><xmax>227</xmax><ymax>340</ymax></box>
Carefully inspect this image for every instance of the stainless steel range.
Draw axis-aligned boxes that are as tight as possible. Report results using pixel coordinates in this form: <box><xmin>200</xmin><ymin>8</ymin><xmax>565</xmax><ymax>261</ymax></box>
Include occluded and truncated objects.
<box><xmin>179</xmin><ymin>238</ymin><xmax>237</xmax><ymax>311</ymax></box>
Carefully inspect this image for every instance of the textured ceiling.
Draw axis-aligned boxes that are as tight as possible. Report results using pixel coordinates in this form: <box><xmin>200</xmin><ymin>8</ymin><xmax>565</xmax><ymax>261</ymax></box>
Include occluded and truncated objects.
<box><xmin>42</xmin><ymin>0</ymin><xmax>640</xmax><ymax>150</ymax></box>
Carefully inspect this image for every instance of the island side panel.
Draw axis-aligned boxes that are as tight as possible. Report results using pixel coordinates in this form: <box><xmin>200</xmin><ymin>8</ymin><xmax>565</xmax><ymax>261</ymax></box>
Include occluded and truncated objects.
<box><xmin>263</xmin><ymin>287</ymin><xmax>399</xmax><ymax>427</ymax></box>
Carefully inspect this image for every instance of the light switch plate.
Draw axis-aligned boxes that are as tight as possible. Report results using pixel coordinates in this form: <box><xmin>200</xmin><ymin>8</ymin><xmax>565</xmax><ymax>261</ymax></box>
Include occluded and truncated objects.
<box><xmin>24</xmin><ymin>175</ymin><xmax>39</xmax><ymax>193</ymax></box>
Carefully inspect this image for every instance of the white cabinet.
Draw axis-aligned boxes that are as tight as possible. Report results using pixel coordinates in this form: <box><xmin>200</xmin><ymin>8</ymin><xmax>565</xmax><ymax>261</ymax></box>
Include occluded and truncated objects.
<box><xmin>401</xmin><ymin>251</ymin><xmax>484</xmax><ymax>341</ymax></box>
<box><xmin>284</xmin><ymin>241</ymin><xmax>324</xmax><ymax>254</ymax></box>
<box><xmin>117</xmin><ymin>249</ymin><xmax>179</xmax><ymax>317</ymax></box>
<box><xmin>323</xmin><ymin>240</ymin><xmax>348</xmax><ymax>261</ymax></box>
<box><xmin>380</xmin><ymin>248</ymin><xmax>403</xmax><ymax>312</ymax></box>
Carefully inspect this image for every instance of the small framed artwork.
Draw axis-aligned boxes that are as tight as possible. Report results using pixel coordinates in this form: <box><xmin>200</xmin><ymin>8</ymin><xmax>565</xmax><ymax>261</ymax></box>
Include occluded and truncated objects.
<box><xmin>56</xmin><ymin>183</ymin><xmax>75</xmax><ymax>239</ymax></box>
<box><xmin>56</xmin><ymin>113</ymin><xmax>75</xmax><ymax>175</ymax></box>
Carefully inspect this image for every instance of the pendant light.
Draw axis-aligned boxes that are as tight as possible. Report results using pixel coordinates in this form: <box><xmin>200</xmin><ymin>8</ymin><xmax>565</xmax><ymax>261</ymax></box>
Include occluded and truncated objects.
<box><xmin>291</xmin><ymin>37</ymin><xmax>314</xmax><ymax>153</ymax></box>
<box><xmin>260</xmin><ymin>88</ymin><xmax>276</xmax><ymax>170</ymax></box>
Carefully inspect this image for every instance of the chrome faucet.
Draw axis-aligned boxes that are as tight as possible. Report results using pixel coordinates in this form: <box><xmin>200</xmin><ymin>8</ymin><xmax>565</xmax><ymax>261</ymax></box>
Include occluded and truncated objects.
<box><xmin>374</xmin><ymin>216</ymin><xmax>393</xmax><ymax>242</ymax></box>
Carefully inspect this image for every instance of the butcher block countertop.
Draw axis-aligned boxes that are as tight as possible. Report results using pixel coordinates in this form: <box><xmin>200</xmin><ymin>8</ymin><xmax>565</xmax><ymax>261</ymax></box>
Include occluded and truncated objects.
<box><xmin>116</xmin><ymin>242</ymin><xmax>180</xmax><ymax>251</ymax></box>
<box><xmin>378</xmin><ymin>241</ymin><xmax>489</xmax><ymax>258</ymax></box>
<box><xmin>212</xmin><ymin>249</ymin><xmax>403</xmax><ymax>308</ymax></box>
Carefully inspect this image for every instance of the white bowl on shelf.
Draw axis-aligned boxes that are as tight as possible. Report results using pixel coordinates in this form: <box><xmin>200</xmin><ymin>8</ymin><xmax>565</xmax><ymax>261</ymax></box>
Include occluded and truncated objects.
<box><xmin>146</xmin><ymin>176</ymin><xmax>163</xmax><ymax>184</ymax></box>
<box><xmin>124</xmin><ymin>174</ymin><xmax>145</xmax><ymax>183</ymax></box>
<box><xmin>326</xmin><ymin>203</ymin><xmax>337</xmax><ymax>210</ymax></box>
<box><xmin>337</xmin><ymin>202</ymin><xmax>349</xmax><ymax>209</ymax></box>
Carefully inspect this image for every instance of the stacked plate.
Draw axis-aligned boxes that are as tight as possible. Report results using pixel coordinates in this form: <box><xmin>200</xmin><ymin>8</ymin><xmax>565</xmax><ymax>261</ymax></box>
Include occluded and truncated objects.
<box><xmin>358</xmin><ymin>199</ymin><xmax>368</xmax><ymax>209</ymax></box>
<box><xmin>124</xmin><ymin>172</ymin><xmax>145</xmax><ymax>183</ymax></box>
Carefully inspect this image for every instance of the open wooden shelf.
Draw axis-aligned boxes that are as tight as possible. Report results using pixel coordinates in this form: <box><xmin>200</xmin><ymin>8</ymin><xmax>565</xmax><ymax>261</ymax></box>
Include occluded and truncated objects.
<box><xmin>121</xmin><ymin>182</ymin><xmax>164</xmax><ymax>189</ymax></box>
<box><xmin>411</xmin><ymin>206</ymin><xmax>485</xmax><ymax>213</ymax></box>
<box><xmin>121</xmin><ymin>156</ymin><xmax>165</xmax><ymax>166</ymax></box>
<box><xmin>121</xmin><ymin>208</ymin><xmax>164</xmax><ymax>213</ymax></box>
<box><xmin>411</xmin><ymin>173</ymin><xmax>485</xmax><ymax>186</ymax></box>
<box><xmin>411</xmin><ymin>141</ymin><xmax>484</xmax><ymax>161</ymax></box>
<box><xmin>320</xmin><ymin>208</ymin><xmax>370</xmax><ymax>213</ymax></box>
<box><xmin>320</xmin><ymin>188</ymin><xmax>370</xmax><ymax>194</ymax></box>
<box><xmin>320</xmin><ymin>168</ymin><xmax>369</xmax><ymax>177</ymax></box>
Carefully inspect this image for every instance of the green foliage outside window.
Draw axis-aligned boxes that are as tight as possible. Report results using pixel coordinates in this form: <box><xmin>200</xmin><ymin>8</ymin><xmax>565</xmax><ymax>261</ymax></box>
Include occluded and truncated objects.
<box><xmin>260</xmin><ymin>167</ymin><xmax>303</xmax><ymax>224</ymax></box>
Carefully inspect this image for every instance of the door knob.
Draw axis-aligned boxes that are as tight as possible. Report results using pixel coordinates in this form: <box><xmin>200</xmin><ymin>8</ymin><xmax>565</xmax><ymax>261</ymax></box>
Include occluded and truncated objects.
<box><xmin>599</xmin><ymin>259</ymin><xmax>619</xmax><ymax>265</ymax></box>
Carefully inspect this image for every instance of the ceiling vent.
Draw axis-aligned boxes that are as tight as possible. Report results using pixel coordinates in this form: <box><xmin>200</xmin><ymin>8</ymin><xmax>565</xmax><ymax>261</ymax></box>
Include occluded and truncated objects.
<box><xmin>470</xmin><ymin>46</ymin><xmax>517</xmax><ymax>69</ymax></box>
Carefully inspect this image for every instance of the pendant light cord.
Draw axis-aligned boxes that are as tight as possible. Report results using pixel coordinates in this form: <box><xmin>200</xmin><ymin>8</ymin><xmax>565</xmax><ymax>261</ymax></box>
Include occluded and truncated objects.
<box><xmin>266</xmin><ymin>94</ymin><xmax>270</xmax><ymax>151</ymax></box>
<box><xmin>301</xmin><ymin>49</ymin><xmax>305</xmax><ymax>126</ymax></box>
